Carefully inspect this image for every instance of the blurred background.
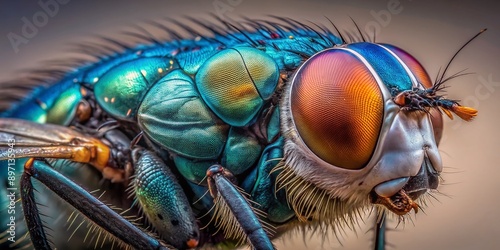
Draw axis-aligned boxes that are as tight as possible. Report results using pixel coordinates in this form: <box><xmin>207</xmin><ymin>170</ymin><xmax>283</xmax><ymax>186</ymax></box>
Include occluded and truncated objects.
<box><xmin>0</xmin><ymin>0</ymin><xmax>498</xmax><ymax>249</ymax></box>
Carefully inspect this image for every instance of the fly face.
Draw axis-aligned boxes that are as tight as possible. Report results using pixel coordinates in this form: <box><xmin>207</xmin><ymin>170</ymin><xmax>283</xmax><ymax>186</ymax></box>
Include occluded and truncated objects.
<box><xmin>279</xmin><ymin>42</ymin><xmax>475</xmax><ymax>220</ymax></box>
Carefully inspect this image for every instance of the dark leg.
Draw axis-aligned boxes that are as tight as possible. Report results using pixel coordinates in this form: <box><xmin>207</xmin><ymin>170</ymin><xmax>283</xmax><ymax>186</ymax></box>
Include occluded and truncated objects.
<box><xmin>207</xmin><ymin>165</ymin><xmax>275</xmax><ymax>250</ymax></box>
<box><xmin>20</xmin><ymin>158</ymin><xmax>168</xmax><ymax>250</ymax></box>
<box><xmin>374</xmin><ymin>208</ymin><xmax>386</xmax><ymax>250</ymax></box>
<box><xmin>20</xmin><ymin>168</ymin><xmax>51</xmax><ymax>250</ymax></box>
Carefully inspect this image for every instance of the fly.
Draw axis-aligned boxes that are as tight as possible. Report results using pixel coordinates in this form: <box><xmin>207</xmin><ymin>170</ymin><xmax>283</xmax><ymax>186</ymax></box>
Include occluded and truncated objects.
<box><xmin>0</xmin><ymin>17</ymin><xmax>484</xmax><ymax>250</ymax></box>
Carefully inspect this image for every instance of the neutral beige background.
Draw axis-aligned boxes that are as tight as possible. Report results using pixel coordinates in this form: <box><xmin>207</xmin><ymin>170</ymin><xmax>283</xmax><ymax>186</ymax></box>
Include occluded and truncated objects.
<box><xmin>1</xmin><ymin>0</ymin><xmax>499</xmax><ymax>249</ymax></box>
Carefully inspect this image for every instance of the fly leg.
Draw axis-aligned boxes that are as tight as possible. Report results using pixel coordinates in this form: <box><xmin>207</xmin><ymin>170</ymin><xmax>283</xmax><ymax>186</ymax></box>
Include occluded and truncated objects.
<box><xmin>20</xmin><ymin>158</ymin><xmax>169</xmax><ymax>250</ymax></box>
<box><xmin>206</xmin><ymin>165</ymin><xmax>275</xmax><ymax>250</ymax></box>
<box><xmin>373</xmin><ymin>208</ymin><xmax>387</xmax><ymax>250</ymax></box>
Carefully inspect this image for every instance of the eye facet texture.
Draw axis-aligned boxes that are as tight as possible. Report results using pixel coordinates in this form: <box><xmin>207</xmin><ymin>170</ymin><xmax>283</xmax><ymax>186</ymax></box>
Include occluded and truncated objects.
<box><xmin>382</xmin><ymin>44</ymin><xmax>433</xmax><ymax>89</ymax></box>
<box><xmin>291</xmin><ymin>49</ymin><xmax>384</xmax><ymax>169</ymax></box>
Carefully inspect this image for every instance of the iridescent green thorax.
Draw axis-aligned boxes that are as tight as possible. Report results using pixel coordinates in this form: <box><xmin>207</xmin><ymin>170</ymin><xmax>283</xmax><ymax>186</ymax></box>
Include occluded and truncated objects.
<box><xmin>0</xmin><ymin>17</ymin><xmax>479</xmax><ymax>249</ymax></box>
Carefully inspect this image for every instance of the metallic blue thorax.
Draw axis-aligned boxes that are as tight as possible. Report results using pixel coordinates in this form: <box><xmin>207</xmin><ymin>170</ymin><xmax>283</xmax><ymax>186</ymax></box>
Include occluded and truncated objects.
<box><xmin>0</xmin><ymin>26</ymin><xmax>427</xmax><ymax>242</ymax></box>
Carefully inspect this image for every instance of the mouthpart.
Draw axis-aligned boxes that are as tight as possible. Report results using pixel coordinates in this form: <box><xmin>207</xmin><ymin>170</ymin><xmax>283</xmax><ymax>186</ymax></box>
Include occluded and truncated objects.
<box><xmin>369</xmin><ymin>157</ymin><xmax>439</xmax><ymax>215</ymax></box>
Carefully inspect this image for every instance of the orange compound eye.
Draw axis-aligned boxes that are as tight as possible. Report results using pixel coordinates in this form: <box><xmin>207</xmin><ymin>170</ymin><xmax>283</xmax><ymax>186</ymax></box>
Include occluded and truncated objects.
<box><xmin>290</xmin><ymin>49</ymin><xmax>384</xmax><ymax>170</ymax></box>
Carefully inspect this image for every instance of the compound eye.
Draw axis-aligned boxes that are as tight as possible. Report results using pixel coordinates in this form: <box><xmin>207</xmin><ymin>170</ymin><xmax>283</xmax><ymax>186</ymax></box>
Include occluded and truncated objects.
<box><xmin>383</xmin><ymin>44</ymin><xmax>433</xmax><ymax>88</ymax></box>
<box><xmin>290</xmin><ymin>49</ymin><xmax>384</xmax><ymax>170</ymax></box>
